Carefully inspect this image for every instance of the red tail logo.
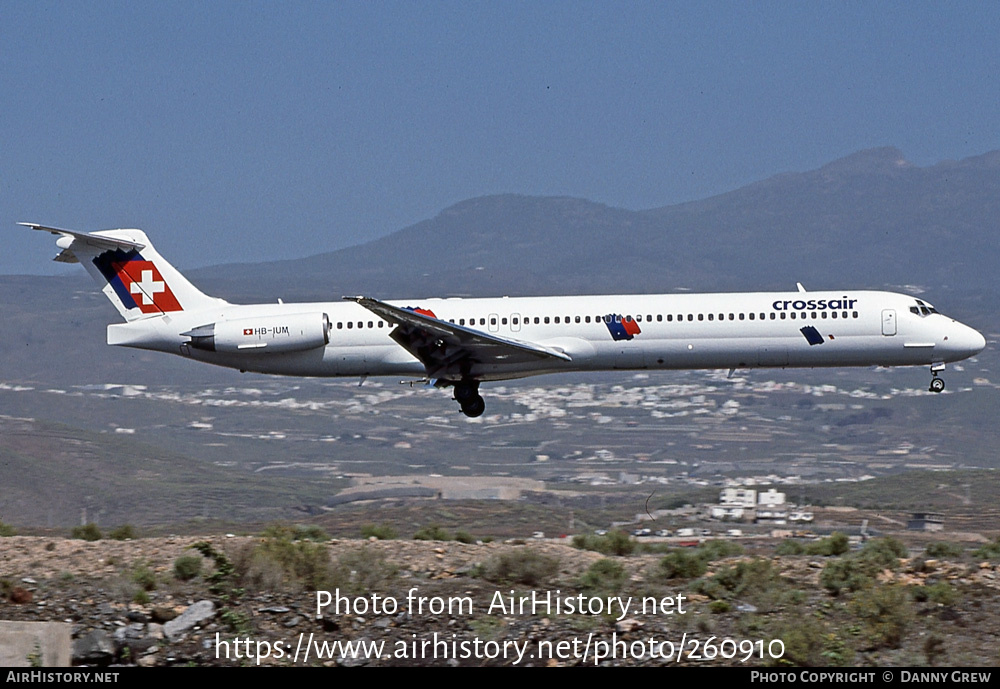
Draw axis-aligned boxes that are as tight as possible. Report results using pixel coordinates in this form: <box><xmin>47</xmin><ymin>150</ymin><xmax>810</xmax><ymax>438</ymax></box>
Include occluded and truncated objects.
<box><xmin>113</xmin><ymin>260</ymin><xmax>182</xmax><ymax>313</ymax></box>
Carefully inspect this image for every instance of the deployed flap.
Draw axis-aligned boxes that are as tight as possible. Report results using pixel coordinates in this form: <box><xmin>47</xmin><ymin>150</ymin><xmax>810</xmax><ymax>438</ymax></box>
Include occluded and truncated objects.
<box><xmin>346</xmin><ymin>296</ymin><xmax>572</xmax><ymax>379</ymax></box>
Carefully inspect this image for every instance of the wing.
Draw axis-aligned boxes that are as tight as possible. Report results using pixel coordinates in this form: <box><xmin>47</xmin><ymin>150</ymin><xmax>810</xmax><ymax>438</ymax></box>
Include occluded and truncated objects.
<box><xmin>345</xmin><ymin>296</ymin><xmax>572</xmax><ymax>380</ymax></box>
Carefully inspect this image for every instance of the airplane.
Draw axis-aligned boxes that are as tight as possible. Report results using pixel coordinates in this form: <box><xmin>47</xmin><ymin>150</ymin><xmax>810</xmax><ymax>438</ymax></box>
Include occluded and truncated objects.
<box><xmin>21</xmin><ymin>223</ymin><xmax>987</xmax><ymax>417</ymax></box>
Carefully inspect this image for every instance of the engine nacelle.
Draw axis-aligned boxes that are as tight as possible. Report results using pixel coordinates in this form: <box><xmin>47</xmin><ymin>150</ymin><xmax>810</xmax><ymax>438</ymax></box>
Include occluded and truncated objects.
<box><xmin>183</xmin><ymin>313</ymin><xmax>330</xmax><ymax>354</ymax></box>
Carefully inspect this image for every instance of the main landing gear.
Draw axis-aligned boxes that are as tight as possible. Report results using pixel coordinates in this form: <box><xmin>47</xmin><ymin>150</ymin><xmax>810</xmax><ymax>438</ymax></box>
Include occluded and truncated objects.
<box><xmin>454</xmin><ymin>380</ymin><xmax>486</xmax><ymax>417</ymax></box>
<box><xmin>929</xmin><ymin>363</ymin><xmax>946</xmax><ymax>393</ymax></box>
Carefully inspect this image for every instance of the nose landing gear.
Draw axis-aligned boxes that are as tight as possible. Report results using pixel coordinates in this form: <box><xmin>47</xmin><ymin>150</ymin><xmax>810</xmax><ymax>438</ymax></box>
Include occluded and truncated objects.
<box><xmin>454</xmin><ymin>380</ymin><xmax>486</xmax><ymax>417</ymax></box>
<box><xmin>929</xmin><ymin>363</ymin><xmax>946</xmax><ymax>393</ymax></box>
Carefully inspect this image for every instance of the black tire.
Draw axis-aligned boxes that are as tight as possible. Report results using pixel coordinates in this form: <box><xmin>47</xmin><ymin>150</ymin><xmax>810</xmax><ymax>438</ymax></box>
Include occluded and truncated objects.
<box><xmin>454</xmin><ymin>381</ymin><xmax>479</xmax><ymax>404</ymax></box>
<box><xmin>461</xmin><ymin>395</ymin><xmax>486</xmax><ymax>417</ymax></box>
<box><xmin>929</xmin><ymin>377</ymin><xmax>945</xmax><ymax>393</ymax></box>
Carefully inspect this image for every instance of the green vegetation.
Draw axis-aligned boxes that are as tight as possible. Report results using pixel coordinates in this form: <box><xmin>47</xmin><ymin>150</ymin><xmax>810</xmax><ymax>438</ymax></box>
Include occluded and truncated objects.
<box><xmin>776</xmin><ymin>532</ymin><xmax>849</xmax><ymax>557</ymax></box>
<box><xmin>652</xmin><ymin>540</ymin><xmax>744</xmax><ymax>581</ymax></box>
<box><xmin>924</xmin><ymin>541</ymin><xmax>963</xmax><ymax>559</ymax></box>
<box><xmin>689</xmin><ymin>558</ymin><xmax>791</xmax><ymax>613</ymax></box>
<box><xmin>454</xmin><ymin>529</ymin><xmax>476</xmax><ymax>544</ymax></box>
<box><xmin>911</xmin><ymin>581</ymin><xmax>957</xmax><ymax>606</ymax></box>
<box><xmin>262</xmin><ymin>523</ymin><xmax>329</xmax><ymax>542</ymax></box>
<box><xmin>579</xmin><ymin>558</ymin><xmax>627</xmax><ymax>594</ymax></box>
<box><xmin>478</xmin><ymin>549</ymin><xmax>559</xmax><ymax>586</ymax></box>
<box><xmin>413</xmin><ymin>524</ymin><xmax>452</xmax><ymax>541</ymax></box>
<box><xmin>971</xmin><ymin>537</ymin><xmax>1000</xmax><ymax>561</ymax></box>
<box><xmin>850</xmin><ymin>584</ymin><xmax>914</xmax><ymax>649</ymax></box>
<box><xmin>571</xmin><ymin>529</ymin><xmax>635</xmax><ymax>556</ymax></box>
<box><xmin>360</xmin><ymin>523</ymin><xmax>398</xmax><ymax>540</ymax></box>
<box><xmin>173</xmin><ymin>555</ymin><xmax>204</xmax><ymax>581</ymax></box>
<box><xmin>71</xmin><ymin>523</ymin><xmax>102</xmax><ymax>541</ymax></box>
<box><xmin>328</xmin><ymin>547</ymin><xmax>398</xmax><ymax>596</ymax></box>
<box><xmin>820</xmin><ymin>537</ymin><xmax>907</xmax><ymax>595</ymax></box>
<box><xmin>130</xmin><ymin>561</ymin><xmax>157</xmax><ymax>592</ymax></box>
<box><xmin>0</xmin><ymin>520</ymin><xmax>16</xmax><ymax>537</ymax></box>
<box><xmin>108</xmin><ymin>525</ymin><xmax>136</xmax><ymax>541</ymax></box>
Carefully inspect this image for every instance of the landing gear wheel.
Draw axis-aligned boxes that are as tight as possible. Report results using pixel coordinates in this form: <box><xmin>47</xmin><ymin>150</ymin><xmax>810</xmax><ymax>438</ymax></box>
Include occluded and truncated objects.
<box><xmin>929</xmin><ymin>377</ymin><xmax>945</xmax><ymax>393</ymax></box>
<box><xmin>460</xmin><ymin>395</ymin><xmax>486</xmax><ymax>418</ymax></box>
<box><xmin>454</xmin><ymin>381</ymin><xmax>480</xmax><ymax>404</ymax></box>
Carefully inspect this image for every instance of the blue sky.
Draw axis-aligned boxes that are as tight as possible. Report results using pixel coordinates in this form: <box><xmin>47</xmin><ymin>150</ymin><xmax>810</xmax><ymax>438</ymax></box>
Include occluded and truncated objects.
<box><xmin>4</xmin><ymin>1</ymin><xmax>999</xmax><ymax>275</ymax></box>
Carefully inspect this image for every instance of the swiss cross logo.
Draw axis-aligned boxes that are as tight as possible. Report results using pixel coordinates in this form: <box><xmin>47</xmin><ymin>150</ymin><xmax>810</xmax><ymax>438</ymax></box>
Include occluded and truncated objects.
<box><xmin>244</xmin><ymin>329</ymin><xmax>253</xmax><ymax>336</ymax></box>
<box><xmin>113</xmin><ymin>260</ymin><xmax>182</xmax><ymax>313</ymax></box>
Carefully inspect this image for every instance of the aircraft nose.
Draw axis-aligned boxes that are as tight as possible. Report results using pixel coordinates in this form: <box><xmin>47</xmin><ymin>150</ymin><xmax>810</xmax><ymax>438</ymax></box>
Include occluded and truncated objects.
<box><xmin>953</xmin><ymin>323</ymin><xmax>986</xmax><ymax>358</ymax></box>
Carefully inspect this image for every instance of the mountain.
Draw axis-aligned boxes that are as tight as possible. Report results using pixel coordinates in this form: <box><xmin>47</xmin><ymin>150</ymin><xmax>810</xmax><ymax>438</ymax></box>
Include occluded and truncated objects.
<box><xmin>191</xmin><ymin>146</ymin><xmax>1000</xmax><ymax>302</ymax></box>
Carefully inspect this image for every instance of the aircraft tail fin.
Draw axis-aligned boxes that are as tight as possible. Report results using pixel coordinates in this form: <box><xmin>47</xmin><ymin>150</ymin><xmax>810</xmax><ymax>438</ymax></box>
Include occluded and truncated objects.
<box><xmin>20</xmin><ymin>223</ymin><xmax>225</xmax><ymax>321</ymax></box>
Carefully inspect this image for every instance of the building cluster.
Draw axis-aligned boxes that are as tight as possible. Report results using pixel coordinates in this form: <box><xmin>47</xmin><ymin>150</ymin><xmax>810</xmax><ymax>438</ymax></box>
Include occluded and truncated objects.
<box><xmin>708</xmin><ymin>488</ymin><xmax>814</xmax><ymax>525</ymax></box>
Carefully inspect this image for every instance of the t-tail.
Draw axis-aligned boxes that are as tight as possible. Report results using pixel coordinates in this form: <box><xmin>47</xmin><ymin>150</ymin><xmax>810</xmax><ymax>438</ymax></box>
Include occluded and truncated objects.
<box><xmin>20</xmin><ymin>223</ymin><xmax>224</xmax><ymax>320</ymax></box>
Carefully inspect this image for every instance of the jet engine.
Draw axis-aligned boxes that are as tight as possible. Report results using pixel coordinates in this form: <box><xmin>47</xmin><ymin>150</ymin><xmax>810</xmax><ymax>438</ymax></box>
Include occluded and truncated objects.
<box><xmin>183</xmin><ymin>313</ymin><xmax>330</xmax><ymax>354</ymax></box>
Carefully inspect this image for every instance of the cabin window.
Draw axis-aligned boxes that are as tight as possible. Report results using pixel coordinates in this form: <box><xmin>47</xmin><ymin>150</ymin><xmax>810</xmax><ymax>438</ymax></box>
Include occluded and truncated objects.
<box><xmin>698</xmin><ymin>314</ymin><xmax>704</xmax><ymax>321</ymax></box>
<box><xmin>347</xmin><ymin>322</ymin><xmax>353</xmax><ymax>329</ymax></box>
<box><xmin>378</xmin><ymin>321</ymin><xmax>384</xmax><ymax>328</ymax></box>
<box><xmin>337</xmin><ymin>322</ymin><xmax>343</xmax><ymax>329</ymax></box>
<box><xmin>585</xmin><ymin>316</ymin><xmax>591</xmax><ymax>323</ymax></box>
<box><xmin>502</xmin><ymin>317</ymin><xmax>507</xmax><ymax>325</ymax></box>
<box><xmin>368</xmin><ymin>321</ymin><xmax>373</xmax><ymax>328</ymax></box>
<box><xmin>544</xmin><ymin>316</ymin><xmax>550</xmax><ymax>324</ymax></box>
<box><xmin>831</xmin><ymin>311</ymin><xmax>838</xmax><ymax>319</ymax></box>
<box><xmin>708</xmin><ymin>313</ymin><xmax>714</xmax><ymax>321</ymax></box>
<box><xmin>490</xmin><ymin>317</ymin><xmax>497</xmax><ymax>326</ymax></box>
<box><xmin>575</xmin><ymin>315</ymin><xmax>581</xmax><ymax>323</ymax></box>
<box><xmin>739</xmin><ymin>313</ymin><xmax>745</xmax><ymax>321</ymax></box>
<box><xmin>790</xmin><ymin>312</ymin><xmax>796</xmax><ymax>320</ymax></box>
<box><xmin>554</xmin><ymin>316</ymin><xmax>560</xmax><ymax>324</ymax></box>
<box><xmin>821</xmin><ymin>312</ymin><xmax>827</xmax><ymax>319</ymax></box>
<box><xmin>657</xmin><ymin>315</ymin><xmax>662</xmax><ymax>322</ymax></box>
<box><xmin>748</xmin><ymin>313</ymin><xmax>754</xmax><ymax>320</ymax></box>
<box><xmin>687</xmin><ymin>314</ymin><xmax>693</xmax><ymax>321</ymax></box>
<box><xmin>852</xmin><ymin>311</ymin><xmax>859</xmax><ymax>318</ymax></box>
<box><xmin>512</xmin><ymin>317</ymin><xmax>519</xmax><ymax>326</ymax></box>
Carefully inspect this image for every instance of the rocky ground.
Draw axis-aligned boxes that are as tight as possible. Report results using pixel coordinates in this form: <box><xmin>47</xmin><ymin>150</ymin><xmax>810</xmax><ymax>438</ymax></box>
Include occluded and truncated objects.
<box><xmin>2</xmin><ymin>535</ymin><xmax>999</xmax><ymax>667</ymax></box>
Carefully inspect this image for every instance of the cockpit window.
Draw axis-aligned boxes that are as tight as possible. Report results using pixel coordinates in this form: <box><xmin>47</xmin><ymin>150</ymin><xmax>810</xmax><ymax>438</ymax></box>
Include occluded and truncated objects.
<box><xmin>911</xmin><ymin>301</ymin><xmax>940</xmax><ymax>317</ymax></box>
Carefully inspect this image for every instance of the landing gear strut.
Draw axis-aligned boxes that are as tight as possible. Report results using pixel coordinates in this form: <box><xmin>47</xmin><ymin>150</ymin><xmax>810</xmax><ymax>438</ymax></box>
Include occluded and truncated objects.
<box><xmin>929</xmin><ymin>363</ymin><xmax>945</xmax><ymax>393</ymax></box>
<box><xmin>454</xmin><ymin>380</ymin><xmax>486</xmax><ymax>417</ymax></box>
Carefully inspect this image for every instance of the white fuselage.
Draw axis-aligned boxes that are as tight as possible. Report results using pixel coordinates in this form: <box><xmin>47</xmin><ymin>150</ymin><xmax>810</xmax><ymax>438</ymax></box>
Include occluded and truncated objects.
<box><xmin>107</xmin><ymin>289</ymin><xmax>986</xmax><ymax>383</ymax></box>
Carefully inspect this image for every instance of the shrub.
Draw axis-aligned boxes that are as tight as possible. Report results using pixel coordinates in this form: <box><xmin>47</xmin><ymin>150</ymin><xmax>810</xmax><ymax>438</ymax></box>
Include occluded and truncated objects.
<box><xmin>454</xmin><ymin>530</ymin><xmax>476</xmax><ymax>544</ymax></box>
<box><xmin>850</xmin><ymin>583</ymin><xmax>913</xmax><ymax>649</ymax></box>
<box><xmin>579</xmin><ymin>559</ymin><xmax>627</xmax><ymax>594</ymax></box>
<box><xmin>360</xmin><ymin>523</ymin><xmax>398</xmax><ymax>540</ymax></box>
<box><xmin>173</xmin><ymin>555</ymin><xmax>203</xmax><ymax>581</ymax></box>
<box><xmin>328</xmin><ymin>547</ymin><xmax>398</xmax><ymax>595</ymax></box>
<box><xmin>804</xmin><ymin>532</ymin><xmax>850</xmax><ymax>557</ymax></box>
<box><xmin>413</xmin><ymin>524</ymin><xmax>451</xmax><ymax>541</ymax></box>
<box><xmin>658</xmin><ymin>550</ymin><xmax>706</xmax><ymax>580</ymax></box>
<box><xmin>71</xmin><ymin>523</ymin><xmax>102</xmax><ymax>541</ymax></box>
<box><xmin>262</xmin><ymin>523</ymin><xmax>329</xmax><ymax>542</ymax></box>
<box><xmin>858</xmin><ymin>537</ymin><xmax>907</xmax><ymax>570</ymax></box>
<box><xmin>912</xmin><ymin>581</ymin><xmax>957</xmax><ymax>606</ymax></box>
<box><xmin>240</xmin><ymin>531</ymin><xmax>332</xmax><ymax>591</ymax></box>
<box><xmin>820</xmin><ymin>557</ymin><xmax>873</xmax><ymax>595</ymax></box>
<box><xmin>108</xmin><ymin>525</ymin><xmax>136</xmax><ymax>541</ymax></box>
<box><xmin>776</xmin><ymin>539</ymin><xmax>805</xmax><ymax>556</ymax></box>
<box><xmin>924</xmin><ymin>542</ymin><xmax>963</xmax><ymax>559</ymax></box>
<box><xmin>131</xmin><ymin>562</ymin><xmax>156</xmax><ymax>592</ymax></box>
<box><xmin>571</xmin><ymin>530</ymin><xmax>634</xmax><ymax>556</ymax></box>
<box><xmin>0</xmin><ymin>520</ymin><xmax>16</xmax><ymax>537</ymax></box>
<box><xmin>479</xmin><ymin>549</ymin><xmax>559</xmax><ymax>586</ymax></box>
<box><xmin>971</xmin><ymin>537</ymin><xmax>1000</xmax><ymax>561</ymax></box>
